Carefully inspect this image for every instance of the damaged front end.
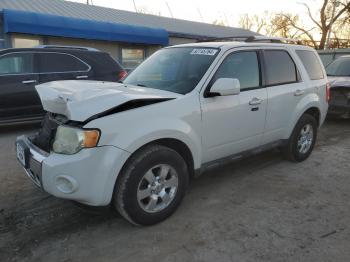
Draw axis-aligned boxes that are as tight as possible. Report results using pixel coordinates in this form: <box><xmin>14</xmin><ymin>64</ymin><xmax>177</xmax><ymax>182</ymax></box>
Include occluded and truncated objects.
<box><xmin>28</xmin><ymin>80</ymin><xmax>179</xmax><ymax>153</ymax></box>
<box><xmin>328</xmin><ymin>86</ymin><xmax>350</xmax><ymax>119</ymax></box>
<box><xmin>31</xmin><ymin>113</ymin><xmax>68</xmax><ymax>153</ymax></box>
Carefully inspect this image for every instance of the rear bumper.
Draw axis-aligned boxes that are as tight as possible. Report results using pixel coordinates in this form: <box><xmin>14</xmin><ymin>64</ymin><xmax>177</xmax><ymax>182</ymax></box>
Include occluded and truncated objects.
<box><xmin>16</xmin><ymin>135</ymin><xmax>131</xmax><ymax>206</ymax></box>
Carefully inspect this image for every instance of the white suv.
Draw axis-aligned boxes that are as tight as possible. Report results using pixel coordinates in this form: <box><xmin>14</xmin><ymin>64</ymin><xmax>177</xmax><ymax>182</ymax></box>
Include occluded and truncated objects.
<box><xmin>16</xmin><ymin>38</ymin><xmax>329</xmax><ymax>225</ymax></box>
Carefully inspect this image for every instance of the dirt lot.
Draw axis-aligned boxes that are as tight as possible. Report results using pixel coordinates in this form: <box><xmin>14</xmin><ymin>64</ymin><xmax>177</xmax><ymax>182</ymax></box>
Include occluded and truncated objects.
<box><xmin>0</xmin><ymin>120</ymin><xmax>350</xmax><ymax>262</ymax></box>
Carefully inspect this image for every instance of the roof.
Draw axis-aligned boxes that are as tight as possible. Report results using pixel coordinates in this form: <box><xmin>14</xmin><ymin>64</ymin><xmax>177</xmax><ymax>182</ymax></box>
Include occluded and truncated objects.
<box><xmin>0</xmin><ymin>0</ymin><xmax>258</xmax><ymax>39</ymax></box>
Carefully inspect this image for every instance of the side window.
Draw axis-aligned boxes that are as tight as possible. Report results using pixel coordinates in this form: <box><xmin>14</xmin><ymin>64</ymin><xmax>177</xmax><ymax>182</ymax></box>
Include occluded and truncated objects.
<box><xmin>38</xmin><ymin>53</ymin><xmax>89</xmax><ymax>73</ymax></box>
<box><xmin>296</xmin><ymin>50</ymin><xmax>324</xmax><ymax>80</ymax></box>
<box><xmin>264</xmin><ymin>50</ymin><xmax>298</xmax><ymax>86</ymax></box>
<box><xmin>212</xmin><ymin>51</ymin><xmax>260</xmax><ymax>90</ymax></box>
<box><xmin>0</xmin><ymin>53</ymin><xmax>34</xmax><ymax>75</ymax></box>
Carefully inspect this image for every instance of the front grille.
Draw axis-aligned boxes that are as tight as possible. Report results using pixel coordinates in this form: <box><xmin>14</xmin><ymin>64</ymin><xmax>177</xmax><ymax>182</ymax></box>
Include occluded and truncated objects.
<box><xmin>32</xmin><ymin>114</ymin><xmax>59</xmax><ymax>152</ymax></box>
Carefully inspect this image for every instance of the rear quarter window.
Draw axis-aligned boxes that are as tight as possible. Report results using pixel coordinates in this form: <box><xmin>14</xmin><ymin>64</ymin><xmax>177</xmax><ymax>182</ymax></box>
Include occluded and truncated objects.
<box><xmin>296</xmin><ymin>50</ymin><xmax>324</xmax><ymax>80</ymax></box>
<box><xmin>86</xmin><ymin>52</ymin><xmax>124</xmax><ymax>74</ymax></box>
<box><xmin>264</xmin><ymin>50</ymin><xmax>298</xmax><ymax>86</ymax></box>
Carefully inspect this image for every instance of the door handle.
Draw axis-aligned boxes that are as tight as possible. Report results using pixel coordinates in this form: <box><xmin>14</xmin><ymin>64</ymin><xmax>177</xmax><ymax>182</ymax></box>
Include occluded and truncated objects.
<box><xmin>22</xmin><ymin>80</ymin><xmax>37</xmax><ymax>84</ymax></box>
<box><xmin>249</xmin><ymin>97</ymin><xmax>263</xmax><ymax>106</ymax></box>
<box><xmin>294</xmin><ymin>89</ymin><xmax>305</xmax><ymax>96</ymax></box>
<box><xmin>76</xmin><ymin>75</ymin><xmax>88</xmax><ymax>79</ymax></box>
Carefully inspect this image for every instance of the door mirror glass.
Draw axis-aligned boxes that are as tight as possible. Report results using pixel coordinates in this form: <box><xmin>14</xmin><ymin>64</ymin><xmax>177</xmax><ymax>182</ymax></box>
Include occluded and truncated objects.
<box><xmin>209</xmin><ymin>78</ymin><xmax>240</xmax><ymax>96</ymax></box>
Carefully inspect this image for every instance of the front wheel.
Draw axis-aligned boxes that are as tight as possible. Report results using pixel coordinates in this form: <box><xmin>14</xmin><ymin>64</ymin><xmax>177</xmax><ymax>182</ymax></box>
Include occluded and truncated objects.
<box><xmin>282</xmin><ymin>114</ymin><xmax>318</xmax><ymax>162</ymax></box>
<box><xmin>113</xmin><ymin>145</ymin><xmax>189</xmax><ymax>226</ymax></box>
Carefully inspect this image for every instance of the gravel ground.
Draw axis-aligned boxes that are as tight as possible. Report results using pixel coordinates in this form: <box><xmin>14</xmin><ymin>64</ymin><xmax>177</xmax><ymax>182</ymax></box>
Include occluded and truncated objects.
<box><xmin>0</xmin><ymin>120</ymin><xmax>349</xmax><ymax>262</ymax></box>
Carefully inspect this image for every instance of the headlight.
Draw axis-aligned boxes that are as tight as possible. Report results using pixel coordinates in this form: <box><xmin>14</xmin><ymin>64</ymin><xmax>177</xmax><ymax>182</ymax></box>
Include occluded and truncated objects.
<box><xmin>52</xmin><ymin>126</ymin><xmax>100</xmax><ymax>155</ymax></box>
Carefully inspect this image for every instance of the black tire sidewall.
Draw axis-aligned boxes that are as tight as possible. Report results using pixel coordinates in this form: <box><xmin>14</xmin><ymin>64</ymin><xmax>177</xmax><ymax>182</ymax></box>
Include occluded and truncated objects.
<box><xmin>115</xmin><ymin>146</ymin><xmax>189</xmax><ymax>226</ymax></box>
<box><xmin>289</xmin><ymin>114</ymin><xmax>318</xmax><ymax>162</ymax></box>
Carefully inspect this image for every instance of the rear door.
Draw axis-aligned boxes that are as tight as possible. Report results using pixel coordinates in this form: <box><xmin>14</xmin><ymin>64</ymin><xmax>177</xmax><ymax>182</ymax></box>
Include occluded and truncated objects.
<box><xmin>38</xmin><ymin>52</ymin><xmax>91</xmax><ymax>83</ymax></box>
<box><xmin>262</xmin><ymin>48</ymin><xmax>305</xmax><ymax>144</ymax></box>
<box><xmin>0</xmin><ymin>52</ymin><xmax>41</xmax><ymax>121</ymax></box>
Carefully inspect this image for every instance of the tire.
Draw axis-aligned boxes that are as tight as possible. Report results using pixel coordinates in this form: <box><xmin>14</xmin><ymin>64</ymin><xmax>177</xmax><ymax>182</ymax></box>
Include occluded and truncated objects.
<box><xmin>113</xmin><ymin>144</ymin><xmax>189</xmax><ymax>226</ymax></box>
<box><xmin>282</xmin><ymin>114</ymin><xmax>318</xmax><ymax>162</ymax></box>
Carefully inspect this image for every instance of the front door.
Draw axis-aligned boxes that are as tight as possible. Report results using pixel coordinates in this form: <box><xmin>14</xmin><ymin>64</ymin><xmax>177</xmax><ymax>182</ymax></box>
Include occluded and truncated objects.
<box><xmin>200</xmin><ymin>50</ymin><xmax>268</xmax><ymax>163</ymax></box>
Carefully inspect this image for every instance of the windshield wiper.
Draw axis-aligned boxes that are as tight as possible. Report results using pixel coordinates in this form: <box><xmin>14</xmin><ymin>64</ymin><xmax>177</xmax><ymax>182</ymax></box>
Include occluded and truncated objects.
<box><xmin>136</xmin><ymin>83</ymin><xmax>147</xmax><ymax>87</ymax></box>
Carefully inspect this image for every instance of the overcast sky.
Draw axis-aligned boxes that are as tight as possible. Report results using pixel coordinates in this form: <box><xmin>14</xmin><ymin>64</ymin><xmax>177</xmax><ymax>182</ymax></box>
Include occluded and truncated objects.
<box><xmin>68</xmin><ymin>0</ymin><xmax>318</xmax><ymax>27</ymax></box>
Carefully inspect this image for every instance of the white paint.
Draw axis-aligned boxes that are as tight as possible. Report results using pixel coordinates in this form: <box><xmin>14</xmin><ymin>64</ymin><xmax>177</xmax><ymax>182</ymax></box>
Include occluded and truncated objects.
<box><xmin>22</xmin><ymin>41</ymin><xmax>328</xmax><ymax>206</ymax></box>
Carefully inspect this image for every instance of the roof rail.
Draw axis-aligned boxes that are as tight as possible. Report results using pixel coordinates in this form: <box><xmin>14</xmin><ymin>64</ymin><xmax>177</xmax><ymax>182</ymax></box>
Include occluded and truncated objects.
<box><xmin>197</xmin><ymin>35</ymin><xmax>300</xmax><ymax>44</ymax></box>
<box><xmin>247</xmin><ymin>36</ymin><xmax>299</xmax><ymax>44</ymax></box>
<box><xmin>35</xmin><ymin>45</ymin><xmax>100</xmax><ymax>51</ymax></box>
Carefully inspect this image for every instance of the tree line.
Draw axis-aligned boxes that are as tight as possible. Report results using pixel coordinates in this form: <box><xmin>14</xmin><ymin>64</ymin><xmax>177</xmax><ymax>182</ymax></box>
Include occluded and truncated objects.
<box><xmin>219</xmin><ymin>0</ymin><xmax>350</xmax><ymax>49</ymax></box>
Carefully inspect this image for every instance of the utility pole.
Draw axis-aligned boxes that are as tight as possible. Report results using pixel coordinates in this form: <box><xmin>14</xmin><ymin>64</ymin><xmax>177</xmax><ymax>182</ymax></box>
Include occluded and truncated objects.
<box><xmin>165</xmin><ymin>2</ymin><xmax>174</xmax><ymax>18</ymax></box>
<box><xmin>132</xmin><ymin>0</ymin><xmax>138</xmax><ymax>12</ymax></box>
<box><xmin>197</xmin><ymin>8</ymin><xmax>203</xmax><ymax>22</ymax></box>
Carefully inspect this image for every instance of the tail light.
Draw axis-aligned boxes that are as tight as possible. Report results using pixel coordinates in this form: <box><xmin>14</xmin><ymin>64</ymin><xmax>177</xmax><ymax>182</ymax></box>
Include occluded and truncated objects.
<box><xmin>118</xmin><ymin>70</ymin><xmax>128</xmax><ymax>81</ymax></box>
<box><xmin>326</xmin><ymin>82</ymin><xmax>331</xmax><ymax>103</ymax></box>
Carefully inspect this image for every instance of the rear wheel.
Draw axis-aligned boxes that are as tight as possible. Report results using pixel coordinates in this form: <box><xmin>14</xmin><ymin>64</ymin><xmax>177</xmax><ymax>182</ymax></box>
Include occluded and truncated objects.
<box><xmin>282</xmin><ymin>114</ymin><xmax>318</xmax><ymax>162</ymax></box>
<box><xmin>113</xmin><ymin>144</ymin><xmax>189</xmax><ymax>226</ymax></box>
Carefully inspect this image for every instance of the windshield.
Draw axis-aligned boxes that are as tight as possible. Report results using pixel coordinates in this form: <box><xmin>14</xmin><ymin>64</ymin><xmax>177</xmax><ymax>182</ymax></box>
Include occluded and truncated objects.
<box><xmin>123</xmin><ymin>47</ymin><xmax>219</xmax><ymax>94</ymax></box>
<box><xmin>326</xmin><ymin>58</ymin><xmax>350</xmax><ymax>76</ymax></box>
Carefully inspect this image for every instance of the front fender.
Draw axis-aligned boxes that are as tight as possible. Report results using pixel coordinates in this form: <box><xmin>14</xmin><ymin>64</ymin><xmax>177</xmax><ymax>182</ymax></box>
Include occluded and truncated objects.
<box><xmin>87</xmin><ymin>116</ymin><xmax>202</xmax><ymax>170</ymax></box>
<box><xmin>284</xmin><ymin>93</ymin><xmax>322</xmax><ymax>139</ymax></box>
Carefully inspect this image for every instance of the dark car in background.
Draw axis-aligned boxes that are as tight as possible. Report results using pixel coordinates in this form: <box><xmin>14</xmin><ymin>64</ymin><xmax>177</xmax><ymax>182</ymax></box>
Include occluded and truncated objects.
<box><xmin>326</xmin><ymin>55</ymin><xmax>350</xmax><ymax>118</ymax></box>
<box><xmin>0</xmin><ymin>45</ymin><xmax>126</xmax><ymax>124</ymax></box>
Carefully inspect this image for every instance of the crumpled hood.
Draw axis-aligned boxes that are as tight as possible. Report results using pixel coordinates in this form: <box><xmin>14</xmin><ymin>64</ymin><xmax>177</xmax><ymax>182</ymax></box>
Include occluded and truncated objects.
<box><xmin>36</xmin><ymin>80</ymin><xmax>181</xmax><ymax>122</ymax></box>
<box><xmin>328</xmin><ymin>76</ymin><xmax>350</xmax><ymax>88</ymax></box>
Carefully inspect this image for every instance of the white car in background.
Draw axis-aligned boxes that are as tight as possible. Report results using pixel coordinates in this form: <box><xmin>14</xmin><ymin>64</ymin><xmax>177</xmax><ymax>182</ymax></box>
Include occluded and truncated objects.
<box><xmin>16</xmin><ymin>37</ymin><xmax>329</xmax><ymax>225</ymax></box>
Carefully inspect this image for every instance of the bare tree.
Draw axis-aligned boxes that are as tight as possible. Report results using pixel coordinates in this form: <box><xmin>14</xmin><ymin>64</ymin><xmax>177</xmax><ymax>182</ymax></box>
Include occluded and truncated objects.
<box><xmin>277</xmin><ymin>13</ymin><xmax>318</xmax><ymax>48</ymax></box>
<box><xmin>238</xmin><ymin>12</ymin><xmax>271</xmax><ymax>34</ymax></box>
<box><xmin>212</xmin><ymin>19</ymin><xmax>227</xmax><ymax>26</ymax></box>
<box><xmin>279</xmin><ymin>0</ymin><xmax>350</xmax><ymax>49</ymax></box>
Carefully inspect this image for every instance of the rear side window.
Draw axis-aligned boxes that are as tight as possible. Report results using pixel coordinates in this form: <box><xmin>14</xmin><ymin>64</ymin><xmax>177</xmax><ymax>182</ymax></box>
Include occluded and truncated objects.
<box><xmin>38</xmin><ymin>53</ymin><xmax>89</xmax><ymax>73</ymax></box>
<box><xmin>264</xmin><ymin>50</ymin><xmax>298</xmax><ymax>86</ymax></box>
<box><xmin>0</xmin><ymin>53</ymin><xmax>34</xmax><ymax>75</ymax></box>
<box><xmin>296</xmin><ymin>50</ymin><xmax>324</xmax><ymax>80</ymax></box>
<box><xmin>212</xmin><ymin>51</ymin><xmax>260</xmax><ymax>90</ymax></box>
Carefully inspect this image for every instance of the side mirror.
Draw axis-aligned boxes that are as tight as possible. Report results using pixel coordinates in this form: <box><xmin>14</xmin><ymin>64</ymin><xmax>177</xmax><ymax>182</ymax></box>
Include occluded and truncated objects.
<box><xmin>209</xmin><ymin>78</ymin><xmax>241</xmax><ymax>97</ymax></box>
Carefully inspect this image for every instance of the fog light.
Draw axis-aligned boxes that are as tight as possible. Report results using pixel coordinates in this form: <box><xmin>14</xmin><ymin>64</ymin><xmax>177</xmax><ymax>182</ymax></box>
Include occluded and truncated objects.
<box><xmin>55</xmin><ymin>175</ymin><xmax>78</xmax><ymax>194</ymax></box>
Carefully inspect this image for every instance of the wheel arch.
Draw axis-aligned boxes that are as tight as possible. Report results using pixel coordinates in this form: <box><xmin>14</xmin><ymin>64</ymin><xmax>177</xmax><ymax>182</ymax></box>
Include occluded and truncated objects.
<box><xmin>285</xmin><ymin>95</ymin><xmax>323</xmax><ymax>139</ymax></box>
<box><xmin>303</xmin><ymin>107</ymin><xmax>321</xmax><ymax>126</ymax></box>
<box><xmin>123</xmin><ymin>138</ymin><xmax>196</xmax><ymax>179</ymax></box>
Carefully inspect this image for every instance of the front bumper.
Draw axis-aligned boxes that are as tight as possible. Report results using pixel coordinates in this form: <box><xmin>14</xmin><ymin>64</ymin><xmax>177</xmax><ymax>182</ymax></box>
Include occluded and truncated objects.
<box><xmin>328</xmin><ymin>104</ymin><xmax>350</xmax><ymax>118</ymax></box>
<box><xmin>328</xmin><ymin>88</ymin><xmax>350</xmax><ymax>118</ymax></box>
<box><xmin>16</xmin><ymin>135</ymin><xmax>130</xmax><ymax>206</ymax></box>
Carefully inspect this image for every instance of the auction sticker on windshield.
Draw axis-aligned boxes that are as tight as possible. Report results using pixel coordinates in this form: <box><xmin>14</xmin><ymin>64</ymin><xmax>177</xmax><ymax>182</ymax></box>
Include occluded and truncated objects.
<box><xmin>190</xmin><ymin>49</ymin><xmax>218</xmax><ymax>56</ymax></box>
